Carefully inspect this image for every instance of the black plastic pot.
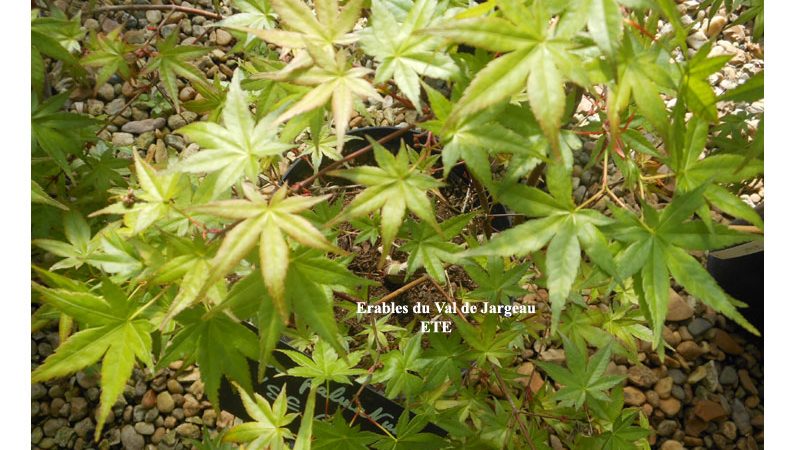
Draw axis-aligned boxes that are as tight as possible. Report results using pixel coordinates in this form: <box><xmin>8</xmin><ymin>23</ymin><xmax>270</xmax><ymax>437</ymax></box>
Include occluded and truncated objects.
<box><xmin>283</xmin><ymin>126</ymin><xmax>513</xmax><ymax>232</ymax></box>
<box><xmin>706</xmin><ymin>204</ymin><xmax>764</xmax><ymax>336</ymax></box>
<box><xmin>217</xmin><ymin>327</ymin><xmax>448</xmax><ymax>437</ymax></box>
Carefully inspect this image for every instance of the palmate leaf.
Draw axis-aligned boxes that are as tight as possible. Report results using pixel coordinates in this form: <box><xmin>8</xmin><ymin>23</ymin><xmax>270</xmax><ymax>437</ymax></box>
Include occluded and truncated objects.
<box><xmin>258</xmin><ymin>48</ymin><xmax>381</xmax><ymax>152</ymax></box>
<box><xmin>371</xmin><ymin>333</ymin><xmax>427</xmax><ymax>399</ymax></box>
<box><xmin>422</xmin><ymin>86</ymin><xmax>543</xmax><ymax>187</ymax></box>
<box><xmin>373</xmin><ymin>410</ymin><xmax>446</xmax><ymax>450</ymax></box>
<box><xmin>312</xmin><ymin>411</ymin><xmax>380</xmax><ymax>450</ymax></box>
<box><xmin>217</xmin><ymin>0</ymin><xmax>277</xmax><ymax>47</ymax></box>
<box><xmin>681</xmin><ymin>43</ymin><xmax>730</xmax><ymax>123</ymax></box>
<box><xmin>178</xmin><ymin>70</ymin><xmax>294</xmax><ymax>198</ymax></box>
<box><xmin>183</xmin><ymin>75</ymin><xmax>228</xmax><ymax>122</ymax></box>
<box><xmin>31</xmin><ymin>280</ymin><xmax>154</xmax><ymax>441</ymax></box>
<box><xmin>209</xmin><ymin>249</ymin><xmax>373</xmax><ymax>374</ymax></box>
<box><xmin>463</xmin><ymin>257</ymin><xmax>530</xmax><ymax>304</ymax></box>
<box><xmin>32</xmin><ymin>92</ymin><xmax>100</xmax><ymax>175</ymax></box>
<box><xmin>91</xmin><ymin>152</ymin><xmax>189</xmax><ymax>234</ymax></box>
<box><xmin>330</xmin><ymin>139</ymin><xmax>443</xmax><ymax>265</ymax></box>
<box><xmin>81</xmin><ymin>27</ymin><xmax>135</xmax><ymax>88</ymax></box>
<box><xmin>159</xmin><ymin>308</ymin><xmax>259</xmax><ymax>408</ymax></box>
<box><xmin>668</xmin><ymin>117</ymin><xmax>763</xmax><ymax>228</ymax></box>
<box><xmin>171</xmin><ymin>184</ymin><xmax>342</xmax><ymax>323</ymax></box>
<box><xmin>360</xmin><ymin>0</ymin><xmax>457</xmax><ymax>111</ymax></box>
<box><xmin>223</xmin><ymin>382</ymin><xmax>298</xmax><ymax>450</ymax></box>
<box><xmin>143</xmin><ymin>30</ymin><xmax>209</xmax><ymax>108</ymax></box>
<box><xmin>33</xmin><ymin>211</ymin><xmax>100</xmax><ymax>271</ymax></box>
<box><xmin>577</xmin><ymin>386</ymin><xmax>650</xmax><ymax>450</ymax></box>
<box><xmin>280</xmin><ymin>339</ymin><xmax>366</xmax><ymax>385</ymax></box>
<box><xmin>426</xmin><ymin>0</ymin><xmax>589</xmax><ymax>151</ymax></box>
<box><xmin>605</xmin><ymin>185</ymin><xmax>760</xmax><ymax>352</ymax></box>
<box><xmin>237</xmin><ymin>0</ymin><xmax>363</xmax><ymax>50</ymax></box>
<box><xmin>536</xmin><ymin>336</ymin><xmax>625</xmax><ymax>410</ymax></box>
<box><xmin>463</xmin><ymin>166</ymin><xmax>618</xmax><ymax>328</ymax></box>
<box><xmin>613</xmin><ymin>31</ymin><xmax>675</xmax><ymax>137</ymax></box>
<box><xmin>453</xmin><ymin>315</ymin><xmax>521</xmax><ymax>368</ymax></box>
<box><xmin>399</xmin><ymin>213</ymin><xmax>474</xmax><ymax>283</ymax></box>
<box><xmin>31</xmin><ymin>180</ymin><xmax>68</xmax><ymax>210</ymax></box>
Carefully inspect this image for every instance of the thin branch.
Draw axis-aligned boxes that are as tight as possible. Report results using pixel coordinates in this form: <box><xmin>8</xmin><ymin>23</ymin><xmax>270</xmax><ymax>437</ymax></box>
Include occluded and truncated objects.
<box><xmin>92</xmin><ymin>4</ymin><xmax>223</xmax><ymax>20</ymax></box>
<box><xmin>291</xmin><ymin>124</ymin><xmax>417</xmax><ymax>191</ymax></box>
<box><xmin>373</xmin><ymin>275</ymin><xmax>428</xmax><ymax>305</ymax></box>
<box><xmin>491</xmin><ymin>367</ymin><xmax>539</xmax><ymax>450</ymax></box>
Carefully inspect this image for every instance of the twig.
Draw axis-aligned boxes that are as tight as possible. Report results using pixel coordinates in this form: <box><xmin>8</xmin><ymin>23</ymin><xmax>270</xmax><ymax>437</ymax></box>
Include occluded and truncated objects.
<box><xmin>92</xmin><ymin>4</ymin><xmax>223</xmax><ymax>20</ymax></box>
<box><xmin>373</xmin><ymin>275</ymin><xmax>428</xmax><ymax>305</ymax></box>
<box><xmin>729</xmin><ymin>224</ymin><xmax>763</xmax><ymax>234</ymax></box>
<box><xmin>491</xmin><ymin>367</ymin><xmax>539</xmax><ymax>450</ymax></box>
<box><xmin>291</xmin><ymin>124</ymin><xmax>417</xmax><ymax>191</ymax></box>
<box><xmin>470</xmin><ymin>173</ymin><xmax>494</xmax><ymax>238</ymax></box>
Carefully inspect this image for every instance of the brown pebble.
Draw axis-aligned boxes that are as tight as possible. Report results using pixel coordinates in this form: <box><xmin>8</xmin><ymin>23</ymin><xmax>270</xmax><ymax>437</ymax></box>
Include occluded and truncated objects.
<box><xmin>667</xmin><ymin>290</ymin><xmax>694</xmax><ymax>321</ymax></box>
<box><xmin>660</xmin><ymin>439</ymin><xmax>685</xmax><ymax>450</ymax></box>
<box><xmin>744</xmin><ymin>396</ymin><xmax>760</xmax><ymax>408</ymax></box>
<box><xmin>676</xmin><ymin>341</ymin><xmax>704</xmax><ymax>360</ymax></box>
<box><xmin>659</xmin><ymin>397</ymin><xmax>681</xmax><ymax>417</ymax></box>
<box><xmin>655</xmin><ymin>377</ymin><xmax>673</xmax><ymax>399</ymax></box>
<box><xmin>738</xmin><ymin>370</ymin><xmax>758</xmax><ymax>395</ymax></box>
<box><xmin>141</xmin><ymin>390</ymin><xmax>157</xmax><ymax>409</ymax></box>
<box><xmin>693</xmin><ymin>399</ymin><xmax>727</xmax><ymax>422</ymax></box>
<box><xmin>714</xmin><ymin>330</ymin><xmax>744</xmax><ymax>355</ymax></box>
<box><xmin>623</xmin><ymin>386</ymin><xmax>646</xmax><ymax>406</ymax></box>
<box><xmin>685</xmin><ymin>416</ymin><xmax>709</xmax><ymax>436</ymax></box>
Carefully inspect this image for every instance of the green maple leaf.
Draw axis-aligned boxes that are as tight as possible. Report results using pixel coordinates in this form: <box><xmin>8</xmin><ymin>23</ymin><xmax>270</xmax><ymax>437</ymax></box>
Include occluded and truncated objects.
<box><xmin>143</xmin><ymin>30</ymin><xmax>209</xmax><ymax>108</ymax></box>
<box><xmin>351</xmin><ymin>214</ymin><xmax>382</xmax><ymax>245</ymax></box>
<box><xmin>612</xmin><ymin>31</ymin><xmax>676</xmax><ymax>137</ymax></box>
<box><xmin>301</xmin><ymin>112</ymin><xmax>359</xmax><ymax>171</ymax></box>
<box><xmin>217</xmin><ymin>0</ymin><xmax>277</xmax><ymax>47</ymax></box>
<box><xmin>604</xmin><ymin>184</ymin><xmax>760</xmax><ymax>351</ymax></box>
<box><xmin>421</xmin><ymin>333</ymin><xmax>468</xmax><ymax>388</ymax></box>
<box><xmin>31</xmin><ymin>180</ymin><xmax>68</xmax><ymax>211</ymax></box>
<box><xmin>668</xmin><ymin>117</ymin><xmax>764</xmax><ymax>228</ymax></box>
<box><xmin>421</xmin><ymin>85</ymin><xmax>540</xmax><ymax>188</ymax></box>
<box><xmin>425</xmin><ymin>0</ymin><xmax>590</xmax><ymax>151</ymax></box>
<box><xmin>453</xmin><ymin>315</ymin><xmax>521</xmax><ymax>368</ymax></box>
<box><xmin>356</xmin><ymin>314</ymin><xmax>407</xmax><ymax>350</ymax></box>
<box><xmin>680</xmin><ymin>43</ymin><xmax>730</xmax><ymax>123</ymax></box>
<box><xmin>561</xmin><ymin>304</ymin><xmax>652</xmax><ymax>360</ymax></box>
<box><xmin>399</xmin><ymin>213</ymin><xmax>474</xmax><ymax>283</ymax></box>
<box><xmin>33</xmin><ymin>211</ymin><xmax>100</xmax><ymax>271</ymax></box>
<box><xmin>236</xmin><ymin>0</ymin><xmax>363</xmax><ymax>50</ymax></box>
<box><xmin>281</xmin><ymin>339</ymin><xmax>366</xmax><ymax>385</ymax></box>
<box><xmin>31</xmin><ymin>9</ymin><xmax>86</xmax><ymax>93</ymax></box>
<box><xmin>312</xmin><ymin>411</ymin><xmax>380</xmax><ymax>450</ymax></box>
<box><xmin>32</xmin><ymin>6</ymin><xmax>85</xmax><ymax>54</ymax></box>
<box><xmin>372</xmin><ymin>333</ymin><xmax>428</xmax><ymax>399</ymax></box>
<box><xmin>179</xmin><ymin>70</ymin><xmax>293</xmax><ymax>198</ymax></box>
<box><xmin>536</xmin><ymin>336</ymin><xmax>624</xmax><ymax>409</ymax></box>
<box><xmin>159</xmin><ymin>308</ymin><xmax>259</xmax><ymax>408</ymax></box>
<box><xmin>223</xmin><ymin>382</ymin><xmax>298</xmax><ymax>449</ymax></box>
<box><xmin>31</xmin><ymin>280</ymin><xmax>154</xmax><ymax>441</ymax></box>
<box><xmin>81</xmin><ymin>27</ymin><xmax>135</xmax><ymax>88</ymax></box>
<box><xmin>330</xmin><ymin>139</ymin><xmax>443</xmax><ymax>265</ymax></box>
<box><xmin>32</xmin><ymin>92</ymin><xmax>100</xmax><ymax>175</ymax></box>
<box><xmin>463</xmin><ymin>165</ymin><xmax>618</xmax><ymax>328</ymax></box>
<box><xmin>174</xmin><ymin>183</ymin><xmax>343</xmax><ymax>322</ymax></box>
<box><xmin>183</xmin><ymin>75</ymin><xmax>228</xmax><ymax>122</ymax></box>
<box><xmin>463</xmin><ymin>257</ymin><xmax>530</xmax><ymax>304</ymax></box>
<box><xmin>92</xmin><ymin>152</ymin><xmax>189</xmax><ymax>234</ymax></box>
<box><xmin>262</xmin><ymin>47</ymin><xmax>381</xmax><ymax>153</ymax></box>
<box><xmin>360</xmin><ymin>0</ymin><xmax>457</xmax><ymax>111</ymax></box>
<box><xmin>577</xmin><ymin>386</ymin><xmax>650</xmax><ymax>450</ymax></box>
<box><xmin>373</xmin><ymin>410</ymin><xmax>446</xmax><ymax>450</ymax></box>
